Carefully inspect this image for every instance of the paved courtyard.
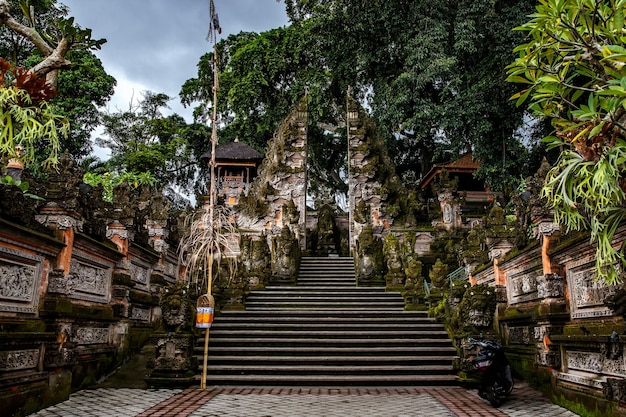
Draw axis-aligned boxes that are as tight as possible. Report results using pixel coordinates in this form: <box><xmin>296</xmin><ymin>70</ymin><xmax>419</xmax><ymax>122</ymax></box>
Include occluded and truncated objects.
<box><xmin>29</xmin><ymin>381</ymin><xmax>579</xmax><ymax>417</ymax></box>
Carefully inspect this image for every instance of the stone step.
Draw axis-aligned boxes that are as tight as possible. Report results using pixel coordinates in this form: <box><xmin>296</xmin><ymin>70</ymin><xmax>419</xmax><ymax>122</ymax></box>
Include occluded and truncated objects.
<box><xmin>195</xmin><ymin>256</ymin><xmax>457</xmax><ymax>387</ymax></box>
<box><xmin>207</xmin><ymin>330</ymin><xmax>450</xmax><ymax>339</ymax></box>
<box><xmin>206</xmin><ymin>364</ymin><xmax>454</xmax><ymax>375</ymax></box>
<box><xmin>210</xmin><ymin>322</ymin><xmax>442</xmax><ymax>330</ymax></box>
<box><xmin>205</xmin><ymin>337</ymin><xmax>454</xmax><ymax>347</ymax></box>
<box><xmin>203</xmin><ymin>345</ymin><xmax>458</xmax><ymax>356</ymax></box>
<box><xmin>197</xmin><ymin>374</ymin><xmax>458</xmax><ymax>386</ymax></box>
<box><xmin>203</xmin><ymin>355</ymin><xmax>456</xmax><ymax>365</ymax></box>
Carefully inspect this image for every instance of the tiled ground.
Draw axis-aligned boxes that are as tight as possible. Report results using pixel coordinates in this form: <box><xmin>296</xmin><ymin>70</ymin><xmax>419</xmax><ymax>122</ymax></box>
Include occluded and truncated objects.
<box><xmin>28</xmin><ymin>381</ymin><xmax>580</xmax><ymax>417</ymax></box>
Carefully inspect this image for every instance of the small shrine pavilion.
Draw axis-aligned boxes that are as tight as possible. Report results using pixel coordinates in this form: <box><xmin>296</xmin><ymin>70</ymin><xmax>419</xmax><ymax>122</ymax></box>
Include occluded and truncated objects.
<box><xmin>200</xmin><ymin>138</ymin><xmax>264</xmax><ymax>206</ymax></box>
<box><xmin>419</xmin><ymin>153</ymin><xmax>497</xmax><ymax>229</ymax></box>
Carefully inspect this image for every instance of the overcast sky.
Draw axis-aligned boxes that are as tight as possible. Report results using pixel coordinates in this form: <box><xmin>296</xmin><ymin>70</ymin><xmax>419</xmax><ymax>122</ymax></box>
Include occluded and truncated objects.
<box><xmin>60</xmin><ymin>0</ymin><xmax>289</xmax><ymax>157</ymax></box>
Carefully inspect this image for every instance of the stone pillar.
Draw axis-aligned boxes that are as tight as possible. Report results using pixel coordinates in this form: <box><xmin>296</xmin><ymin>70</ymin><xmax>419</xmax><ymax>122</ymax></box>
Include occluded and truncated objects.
<box><xmin>36</xmin><ymin>208</ymin><xmax>83</xmax><ymax>275</ymax></box>
<box><xmin>534</xmin><ymin>219</ymin><xmax>560</xmax><ymax>275</ymax></box>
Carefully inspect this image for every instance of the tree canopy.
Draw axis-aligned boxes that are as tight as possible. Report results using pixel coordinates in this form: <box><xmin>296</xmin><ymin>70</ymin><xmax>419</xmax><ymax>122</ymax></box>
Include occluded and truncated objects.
<box><xmin>0</xmin><ymin>0</ymin><xmax>115</xmax><ymax>162</ymax></box>
<box><xmin>97</xmin><ymin>91</ymin><xmax>211</xmax><ymax>192</ymax></box>
<box><xmin>181</xmin><ymin>0</ymin><xmax>544</xmax><ymax>204</ymax></box>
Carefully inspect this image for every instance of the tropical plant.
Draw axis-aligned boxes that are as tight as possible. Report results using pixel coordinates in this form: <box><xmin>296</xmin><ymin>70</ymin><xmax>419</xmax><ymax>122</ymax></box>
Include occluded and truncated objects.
<box><xmin>506</xmin><ymin>0</ymin><xmax>626</xmax><ymax>284</ymax></box>
<box><xmin>96</xmin><ymin>91</ymin><xmax>208</xmax><ymax>191</ymax></box>
<box><xmin>0</xmin><ymin>58</ymin><xmax>66</xmax><ymax>169</ymax></box>
<box><xmin>82</xmin><ymin>170</ymin><xmax>156</xmax><ymax>202</ymax></box>
<box><xmin>0</xmin><ymin>174</ymin><xmax>44</xmax><ymax>200</ymax></box>
<box><xmin>1</xmin><ymin>0</ymin><xmax>114</xmax><ymax>162</ymax></box>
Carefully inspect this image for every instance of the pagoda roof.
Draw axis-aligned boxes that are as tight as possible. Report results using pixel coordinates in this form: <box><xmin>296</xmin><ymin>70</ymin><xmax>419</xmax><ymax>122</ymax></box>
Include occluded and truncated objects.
<box><xmin>200</xmin><ymin>139</ymin><xmax>264</xmax><ymax>164</ymax></box>
<box><xmin>419</xmin><ymin>153</ymin><xmax>481</xmax><ymax>190</ymax></box>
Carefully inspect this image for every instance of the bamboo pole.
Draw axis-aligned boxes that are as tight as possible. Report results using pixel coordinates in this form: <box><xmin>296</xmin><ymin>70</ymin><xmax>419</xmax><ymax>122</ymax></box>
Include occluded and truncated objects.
<box><xmin>200</xmin><ymin>0</ymin><xmax>220</xmax><ymax>390</ymax></box>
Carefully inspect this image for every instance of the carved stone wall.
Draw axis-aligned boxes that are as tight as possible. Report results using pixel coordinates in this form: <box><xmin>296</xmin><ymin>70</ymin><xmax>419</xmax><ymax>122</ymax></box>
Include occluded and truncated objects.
<box><xmin>0</xmin><ymin>198</ymin><xmax>182</xmax><ymax>417</ymax></box>
<box><xmin>0</xmin><ymin>246</ymin><xmax>44</xmax><ymax>314</ymax></box>
<box><xmin>347</xmin><ymin>96</ymin><xmax>396</xmax><ymax>251</ymax></box>
<box><xmin>240</xmin><ymin>97</ymin><xmax>308</xmax><ymax>250</ymax></box>
<box><xmin>476</xmin><ymin>225</ymin><xmax>626</xmax><ymax>413</ymax></box>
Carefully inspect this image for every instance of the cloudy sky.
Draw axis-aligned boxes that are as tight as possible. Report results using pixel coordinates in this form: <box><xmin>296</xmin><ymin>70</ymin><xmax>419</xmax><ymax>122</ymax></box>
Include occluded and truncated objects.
<box><xmin>60</xmin><ymin>0</ymin><xmax>289</xmax><ymax>147</ymax></box>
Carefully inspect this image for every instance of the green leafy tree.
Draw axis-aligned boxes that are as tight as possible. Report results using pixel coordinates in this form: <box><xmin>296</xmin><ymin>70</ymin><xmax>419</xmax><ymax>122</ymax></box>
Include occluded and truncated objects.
<box><xmin>0</xmin><ymin>58</ymin><xmax>66</xmax><ymax>168</ymax></box>
<box><xmin>1</xmin><ymin>0</ymin><xmax>114</xmax><ymax>161</ymax></box>
<box><xmin>507</xmin><ymin>0</ymin><xmax>626</xmax><ymax>284</ymax></box>
<box><xmin>180</xmin><ymin>25</ymin><xmax>348</xmax><ymax>201</ymax></box>
<box><xmin>183</xmin><ymin>0</ymin><xmax>542</xmax><ymax>204</ymax></box>
<box><xmin>97</xmin><ymin>91</ymin><xmax>209</xmax><ymax>191</ymax></box>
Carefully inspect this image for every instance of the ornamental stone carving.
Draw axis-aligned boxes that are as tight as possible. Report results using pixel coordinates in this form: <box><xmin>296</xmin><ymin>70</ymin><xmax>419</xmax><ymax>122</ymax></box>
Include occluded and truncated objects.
<box><xmin>0</xmin><ymin>349</ymin><xmax>39</xmax><ymax>371</ymax></box>
<box><xmin>74</xmin><ymin>327</ymin><xmax>109</xmax><ymax>345</ymax></box>
<box><xmin>568</xmin><ymin>263</ymin><xmax>617</xmax><ymax>319</ymax></box>
<box><xmin>566</xmin><ymin>350</ymin><xmax>625</xmax><ymax>377</ymax></box>
<box><xmin>537</xmin><ymin>273</ymin><xmax>565</xmax><ymax>299</ymax></box>
<box><xmin>508</xmin><ymin>270</ymin><xmax>541</xmax><ymax>304</ymax></box>
<box><xmin>130</xmin><ymin>306</ymin><xmax>150</xmax><ymax>321</ymax></box>
<box><xmin>534</xmin><ymin>220</ymin><xmax>560</xmax><ymax>239</ymax></box>
<box><xmin>0</xmin><ymin>246</ymin><xmax>43</xmax><ymax>314</ymax></box>
<box><xmin>35</xmin><ymin>213</ymin><xmax>83</xmax><ymax>232</ymax></box>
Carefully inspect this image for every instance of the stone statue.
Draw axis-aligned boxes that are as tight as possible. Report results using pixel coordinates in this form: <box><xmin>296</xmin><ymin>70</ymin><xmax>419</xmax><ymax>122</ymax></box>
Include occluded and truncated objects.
<box><xmin>272</xmin><ymin>226</ymin><xmax>300</xmax><ymax>281</ymax></box>
<box><xmin>354</xmin><ymin>225</ymin><xmax>383</xmax><ymax>284</ymax></box>
<box><xmin>403</xmin><ymin>258</ymin><xmax>424</xmax><ymax>306</ymax></box>
<box><xmin>316</xmin><ymin>204</ymin><xmax>337</xmax><ymax>256</ymax></box>
<box><xmin>429</xmin><ymin>258</ymin><xmax>449</xmax><ymax>291</ymax></box>
<box><xmin>241</xmin><ymin>236</ymin><xmax>271</xmax><ymax>289</ymax></box>
<box><xmin>383</xmin><ymin>233</ymin><xmax>405</xmax><ymax>289</ymax></box>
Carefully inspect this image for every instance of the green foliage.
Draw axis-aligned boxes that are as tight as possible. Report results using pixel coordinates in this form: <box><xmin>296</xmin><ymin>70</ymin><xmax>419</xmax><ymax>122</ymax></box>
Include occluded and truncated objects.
<box><xmin>52</xmin><ymin>50</ymin><xmax>116</xmax><ymax>159</ymax></box>
<box><xmin>82</xmin><ymin>171</ymin><xmax>155</xmax><ymax>202</ymax></box>
<box><xmin>0</xmin><ymin>59</ymin><xmax>66</xmax><ymax>169</ymax></box>
<box><xmin>97</xmin><ymin>91</ymin><xmax>206</xmax><ymax>191</ymax></box>
<box><xmin>507</xmin><ymin>0</ymin><xmax>626</xmax><ymax>284</ymax></box>
<box><xmin>0</xmin><ymin>174</ymin><xmax>44</xmax><ymax>200</ymax></box>
<box><xmin>183</xmin><ymin>0</ymin><xmax>539</xmax><ymax>203</ymax></box>
<box><xmin>1</xmin><ymin>0</ymin><xmax>115</xmax><ymax>163</ymax></box>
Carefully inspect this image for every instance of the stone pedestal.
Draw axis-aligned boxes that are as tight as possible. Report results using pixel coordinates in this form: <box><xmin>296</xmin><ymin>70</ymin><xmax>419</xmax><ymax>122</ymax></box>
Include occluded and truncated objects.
<box><xmin>145</xmin><ymin>334</ymin><xmax>197</xmax><ymax>388</ymax></box>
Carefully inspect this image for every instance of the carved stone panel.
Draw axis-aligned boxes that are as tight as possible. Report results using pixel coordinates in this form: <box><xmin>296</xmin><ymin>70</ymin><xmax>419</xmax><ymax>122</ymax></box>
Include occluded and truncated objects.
<box><xmin>73</xmin><ymin>327</ymin><xmax>109</xmax><ymax>345</ymax></box>
<box><xmin>566</xmin><ymin>350</ymin><xmax>625</xmax><ymax>378</ymax></box>
<box><xmin>537</xmin><ymin>273</ymin><xmax>565</xmax><ymax>299</ymax></box>
<box><xmin>130</xmin><ymin>306</ymin><xmax>150</xmax><ymax>321</ymax></box>
<box><xmin>507</xmin><ymin>325</ymin><xmax>533</xmax><ymax>344</ymax></box>
<box><xmin>567</xmin><ymin>262</ymin><xmax>617</xmax><ymax>319</ymax></box>
<box><xmin>130</xmin><ymin>261</ymin><xmax>150</xmax><ymax>290</ymax></box>
<box><xmin>0</xmin><ymin>349</ymin><xmax>39</xmax><ymax>371</ymax></box>
<box><xmin>508</xmin><ymin>268</ymin><xmax>542</xmax><ymax>304</ymax></box>
<box><xmin>67</xmin><ymin>256</ymin><xmax>111</xmax><ymax>304</ymax></box>
<box><xmin>0</xmin><ymin>246</ymin><xmax>43</xmax><ymax>314</ymax></box>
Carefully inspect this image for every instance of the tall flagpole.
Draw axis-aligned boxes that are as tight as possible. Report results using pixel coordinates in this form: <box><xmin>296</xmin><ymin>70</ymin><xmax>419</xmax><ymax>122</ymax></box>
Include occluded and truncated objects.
<box><xmin>200</xmin><ymin>0</ymin><xmax>221</xmax><ymax>390</ymax></box>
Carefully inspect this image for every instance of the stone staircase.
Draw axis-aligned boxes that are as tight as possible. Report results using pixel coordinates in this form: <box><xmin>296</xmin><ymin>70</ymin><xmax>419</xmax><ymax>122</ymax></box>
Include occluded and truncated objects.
<box><xmin>195</xmin><ymin>256</ymin><xmax>458</xmax><ymax>386</ymax></box>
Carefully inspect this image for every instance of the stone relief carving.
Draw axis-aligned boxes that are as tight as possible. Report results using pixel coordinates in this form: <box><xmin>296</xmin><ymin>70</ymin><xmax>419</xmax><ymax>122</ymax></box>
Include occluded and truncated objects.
<box><xmin>34</xmin><ymin>213</ymin><xmax>83</xmax><ymax>231</ymax></box>
<box><xmin>0</xmin><ymin>261</ymin><xmax>35</xmax><ymax>302</ymax></box>
<box><xmin>70</xmin><ymin>260</ymin><xmax>106</xmax><ymax>295</ymax></box>
<box><xmin>0</xmin><ymin>246</ymin><xmax>43</xmax><ymax>314</ymax></box>
<box><xmin>566</xmin><ymin>350</ymin><xmax>625</xmax><ymax>377</ymax></box>
<box><xmin>0</xmin><ymin>349</ymin><xmax>39</xmax><ymax>371</ymax></box>
<box><xmin>568</xmin><ymin>264</ymin><xmax>616</xmax><ymax>318</ymax></box>
<box><xmin>74</xmin><ymin>327</ymin><xmax>109</xmax><ymax>345</ymax></box>
<box><xmin>507</xmin><ymin>325</ymin><xmax>532</xmax><ymax>344</ymax></box>
<box><xmin>508</xmin><ymin>270</ymin><xmax>540</xmax><ymax>304</ymax></box>
<box><xmin>130</xmin><ymin>262</ymin><xmax>149</xmax><ymax>286</ymax></box>
<box><xmin>536</xmin><ymin>273</ymin><xmax>565</xmax><ymax>299</ymax></box>
<box><xmin>63</xmin><ymin>254</ymin><xmax>112</xmax><ymax>303</ymax></box>
<box><xmin>130</xmin><ymin>306</ymin><xmax>150</xmax><ymax>321</ymax></box>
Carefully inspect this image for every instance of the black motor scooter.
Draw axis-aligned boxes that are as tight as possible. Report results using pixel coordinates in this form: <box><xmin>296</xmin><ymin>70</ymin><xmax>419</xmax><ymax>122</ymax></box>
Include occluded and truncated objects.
<box><xmin>468</xmin><ymin>338</ymin><xmax>514</xmax><ymax>407</ymax></box>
